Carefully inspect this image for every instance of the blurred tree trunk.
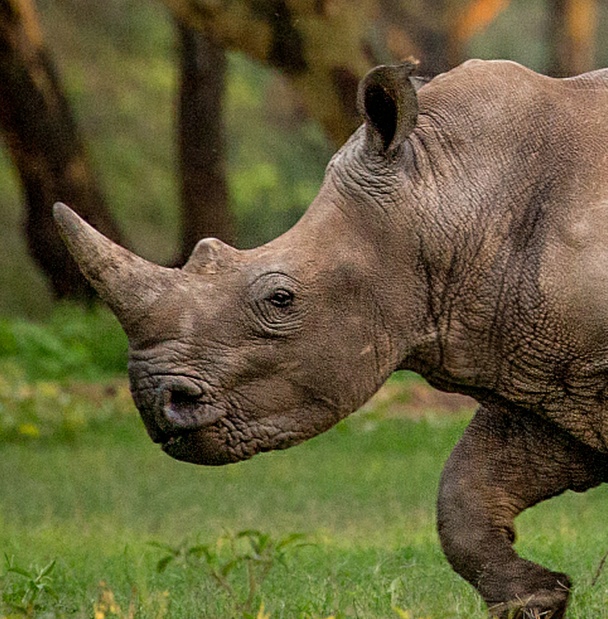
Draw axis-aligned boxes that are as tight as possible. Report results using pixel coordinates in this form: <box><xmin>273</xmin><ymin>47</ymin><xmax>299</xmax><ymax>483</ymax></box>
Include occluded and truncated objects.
<box><xmin>161</xmin><ymin>0</ymin><xmax>510</xmax><ymax>145</ymax></box>
<box><xmin>379</xmin><ymin>0</ymin><xmax>451</xmax><ymax>75</ymax></box>
<box><xmin>547</xmin><ymin>0</ymin><xmax>597</xmax><ymax>77</ymax></box>
<box><xmin>0</xmin><ymin>0</ymin><xmax>123</xmax><ymax>300</ymax></box>
<box><xmin>177</xmin><ymin>23</ymin><xmax>234</xmax><ymax>262</ymax></box>
<box><xmin>162</xmin><ymin>0</ymin><xmax>384</xmax><ymax>145</ymax></box>
<box><xmin>381</xmin><ymin>0</ymin><xmax>510</xmax><ymax>75</ymax></box>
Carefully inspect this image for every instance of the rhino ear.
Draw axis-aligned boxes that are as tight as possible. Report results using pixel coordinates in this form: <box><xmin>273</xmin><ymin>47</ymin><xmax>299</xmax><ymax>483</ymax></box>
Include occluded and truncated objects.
<box><xmin>357</xmin><ymin>62</ymin><xmax>419</xmax><ymax>155</ymax></box>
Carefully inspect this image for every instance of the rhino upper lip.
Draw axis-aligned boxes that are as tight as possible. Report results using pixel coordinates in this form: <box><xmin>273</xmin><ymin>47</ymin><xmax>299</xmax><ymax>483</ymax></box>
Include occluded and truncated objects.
<box><xmin>155</xmin><ymin>426</ymin><xmax>190</xmax><ymax>446</ymax></box>
<box><xmin>161</xmin><ymin>433</ymin><xmax>186</xmax><ymax>450</ymax></box>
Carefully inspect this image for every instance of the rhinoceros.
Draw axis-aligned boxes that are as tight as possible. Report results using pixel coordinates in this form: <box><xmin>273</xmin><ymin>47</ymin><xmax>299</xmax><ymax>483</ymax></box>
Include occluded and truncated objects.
<box><xmin>53</xmin><ymin>59</ymin><xmax>608</xmax><ymax>618</ymax></box>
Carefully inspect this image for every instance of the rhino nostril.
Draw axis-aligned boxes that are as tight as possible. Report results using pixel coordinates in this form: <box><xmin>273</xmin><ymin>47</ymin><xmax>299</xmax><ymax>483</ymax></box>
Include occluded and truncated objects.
<box><xmin>169</xmin><ymin>389</ymin><xmax>200</xmax><ymax>408</ymax></box>
<box><xmin>158</xmin><ymin>378</ymin><xmax>223</xmax><ymax>431</ymax></box>
<box><xmin>163</xmin><ymin>387</ymin><xmax>202</xmax><ymax>430</ymax></box>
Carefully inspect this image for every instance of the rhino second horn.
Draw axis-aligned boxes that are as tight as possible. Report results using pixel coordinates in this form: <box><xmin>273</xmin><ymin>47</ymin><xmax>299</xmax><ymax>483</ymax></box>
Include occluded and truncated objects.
<box><xmin>53</xmin><ymin>202</ymin><xmax>176</xmax><ymax>333</ymax></box>
<box><xmin>183</xmin><ymin>237</ymin><xmax>239</xmax><ymax>274</ymax></box>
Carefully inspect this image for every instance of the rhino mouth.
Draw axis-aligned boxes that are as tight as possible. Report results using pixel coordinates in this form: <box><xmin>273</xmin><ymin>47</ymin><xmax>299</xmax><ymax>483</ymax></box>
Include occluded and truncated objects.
<box><xmin>131</xmin><ymin>376</ymin><xmax>224</xmax><ymax>446</ymax></box>
<box><xmin>156</xmin><ymin>420</ymin><xmax>225</xmax><ymax>463</ymax></box>
<box><xmin>161</xmin><ymin>432</ymin><xmax>185</xmax><ymax>450</ymax></box>
<box><xmin>157</xmin><ymin>421</ymin><xmax>245</xmax><ymax>465</ymax></box>
<box><xmin>160</xmin><ymin>431</ymin><xmax>200</xmax><ymax>462</ymax></box>
<box><xmin>161</xmin><ymin>431</ymin><xmax>194</xmax><ymax>454</ymax></box>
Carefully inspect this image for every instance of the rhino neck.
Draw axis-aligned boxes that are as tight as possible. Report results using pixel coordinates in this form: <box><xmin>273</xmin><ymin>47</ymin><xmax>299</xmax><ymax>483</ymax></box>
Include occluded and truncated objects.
<box><xmin>400</xmin><ymin>95</ymin><xmax>568</xmax><ymax>405</ymax></box>
<box><xmin>293</xmin><ymin>171</ymin><xmax>447</xmax><ymax>393</ymax></box>
<box><xmin>394</xmin><ymin>119</ymin><xmax>523</xmax><ymax>397</ymax></box>
<box><xmin>275</xmin><ymin>137</ymin><xmax>500</xmax><ymax>397</ymax></box>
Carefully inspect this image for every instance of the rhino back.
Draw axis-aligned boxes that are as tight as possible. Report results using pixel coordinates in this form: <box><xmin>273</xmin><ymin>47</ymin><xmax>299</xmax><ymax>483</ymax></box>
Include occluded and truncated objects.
<box><xmin>406</xmin><ymin>61</ymin><xmax>608</xmax><ymax>449</ymax></box>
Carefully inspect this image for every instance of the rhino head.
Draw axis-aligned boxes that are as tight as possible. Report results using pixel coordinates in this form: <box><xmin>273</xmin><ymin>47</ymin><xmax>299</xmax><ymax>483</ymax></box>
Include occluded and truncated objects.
<box><xmin>55</xmin><ymin>63</ymin><xmax>428</xmax><ymax>466</ymax></box>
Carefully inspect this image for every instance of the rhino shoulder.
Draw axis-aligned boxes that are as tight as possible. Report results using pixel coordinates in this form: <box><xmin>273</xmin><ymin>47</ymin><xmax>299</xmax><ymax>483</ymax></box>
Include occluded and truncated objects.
<box><xmin>563</xmin><ymin>67</ymin><xmax>608</xmax><ymax>90</ymax></box>
<box><xmin>431</xmin><ymin>58</ymin><xmax>539</xmax><ymax>86</ymax></box>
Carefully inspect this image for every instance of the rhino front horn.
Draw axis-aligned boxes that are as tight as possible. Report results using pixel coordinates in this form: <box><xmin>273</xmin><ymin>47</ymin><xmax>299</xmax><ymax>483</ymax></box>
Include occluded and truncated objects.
<box><xmin>53</xmin><ymin>202</ymin><xmax>176</xmax><ymax>333</ymax></box>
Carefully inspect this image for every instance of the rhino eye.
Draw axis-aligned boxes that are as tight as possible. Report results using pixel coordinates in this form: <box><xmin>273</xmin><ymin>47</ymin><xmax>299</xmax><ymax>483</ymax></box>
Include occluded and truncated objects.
<box><xmin>268</xmin><ymin>289</ymin><xmax>294</xmax><ymax>308</ymax></box>
<box><xmin>248</xmin><ymin>273</ymin><xmax>304</xmax><ymax>336</ymax></box>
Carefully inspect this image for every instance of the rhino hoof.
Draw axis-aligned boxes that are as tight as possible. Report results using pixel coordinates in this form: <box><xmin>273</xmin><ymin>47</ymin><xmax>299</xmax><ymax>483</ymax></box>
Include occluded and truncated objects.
<box><xmin>488</xmin><ymin>587</ymin><xmax>569</xmax><ymax>619</ymax></box>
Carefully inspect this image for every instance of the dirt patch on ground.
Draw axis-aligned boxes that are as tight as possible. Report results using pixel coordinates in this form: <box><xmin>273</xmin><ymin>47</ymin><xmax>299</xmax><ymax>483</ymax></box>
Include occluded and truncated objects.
<box><xmin>365</xmin><ymin>379</ymin><xmax>476</xmax><ymax>418</ymax></box>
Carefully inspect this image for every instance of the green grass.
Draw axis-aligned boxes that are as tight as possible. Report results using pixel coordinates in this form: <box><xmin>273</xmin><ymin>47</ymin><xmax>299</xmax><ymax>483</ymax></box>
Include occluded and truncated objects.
<box><xmin>1</xmin><ymin>385</ymin><xmax>608</xmax><ymax>618</ymax></box>
<box><xmin>0</xmin><ymin>394</ymin><xmax>472</xmax><ymax>618</ymax></box>
<box><xmin>1</xmin><ymin>310</ymin><xmax>608</xmax><ymax>617</ymax></box>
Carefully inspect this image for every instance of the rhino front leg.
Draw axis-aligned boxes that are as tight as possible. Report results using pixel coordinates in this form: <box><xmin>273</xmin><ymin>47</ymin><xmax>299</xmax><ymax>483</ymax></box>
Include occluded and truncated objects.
<box><xmin>437</xmin><ymin>402</ymin><xmax>608</xmax><ymax>618</ymax></box>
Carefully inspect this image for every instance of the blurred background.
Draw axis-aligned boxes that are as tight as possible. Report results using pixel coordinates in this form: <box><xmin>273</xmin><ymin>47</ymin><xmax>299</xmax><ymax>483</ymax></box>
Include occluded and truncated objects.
<box><xmin>1</xmin><ymin>0</ymin><xmax>607</xmax><ymax>319</ymax></box>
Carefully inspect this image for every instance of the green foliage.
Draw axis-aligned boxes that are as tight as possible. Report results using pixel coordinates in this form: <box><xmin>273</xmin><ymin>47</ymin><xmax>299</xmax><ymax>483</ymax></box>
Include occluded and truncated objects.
<box><xmin>226</xmin><ymin>54</ymin><xmax>333</xmax><ymax>247</ymax></box>
<box><xmin>1</xmin><ymin>555</ymin><xmax>58</xmax><ymax>617</ymax></box>
<box><xmin>0</xmin><ymin>304</ymin><xmax>134</xmax><ymax>444</ymax></box>
<box><xmin>0</xmin><ymin>358</ymin><xmax>606</xmax><ymax>617</ymax></box>
<box><xmin>0</xmin><ymin>304</ymin><xmax>127</xmax><ymax>382</ymax></box>
<box><xmin>0</xmin><ymin>367</ymin><xmax>134</xmax><ymax>444</ymax></box>
<box><xmin>44</xmin><ymin>1</ymin><xmax>333</xmax><ymax>254</ymax></box>
<box><xmin>151</xmin><ymin>530</ymin><xmax>308</xmax><ymax>617</ymax></box>
<box><xmin>0</xmin><ymin>369</ymin><xmax>81</xmax><ymax>443</ymax></box>
<box><xmin>0</xmin><ymin>390</ymin><xmax>478</xmax><ymax>617</ymax></box>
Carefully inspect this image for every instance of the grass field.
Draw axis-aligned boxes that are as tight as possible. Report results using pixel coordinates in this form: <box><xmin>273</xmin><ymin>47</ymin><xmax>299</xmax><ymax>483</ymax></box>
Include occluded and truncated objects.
<box><xmin>1</xmin><ymin>309</ymin><xmax>608</xmax><ymax>617</ymax></box>
<box><xmin>2</xmin><ymin>383</ymin><xmax>608</xmax><ymax>618</ymax></box>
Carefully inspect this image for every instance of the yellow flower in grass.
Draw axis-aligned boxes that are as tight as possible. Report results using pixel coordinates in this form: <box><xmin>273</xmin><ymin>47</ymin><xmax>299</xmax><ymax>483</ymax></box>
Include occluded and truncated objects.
<box><xmin>256</xmin><ymin>603</ymin><xmax>271</xmax><ymax>619</ymax></box>
<box><xmin>38</xmin><ymin>381</ymin><xmax>61</xmax><ymax>399</ymax></box>
<box><xmin>94</xmin><ymin>581</ymin><xmax>122</xmax><ymax>618</ymax></box>
<box><xmin>393</xmin><ymin>609</ymin><xmax>431</xmax><ymax>619</ymax></box>
<box><xmin>18</xmin><ymin>423</ymin><xmax>40</xmax><ymax>437</ymax></box>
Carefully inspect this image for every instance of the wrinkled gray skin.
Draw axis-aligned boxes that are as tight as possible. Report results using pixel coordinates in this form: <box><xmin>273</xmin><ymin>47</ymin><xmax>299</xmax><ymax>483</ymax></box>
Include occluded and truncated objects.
<box><xmin>54</xmin><ymin>59</ymin><xmax>608</xmax><ymax>618</ymax></box>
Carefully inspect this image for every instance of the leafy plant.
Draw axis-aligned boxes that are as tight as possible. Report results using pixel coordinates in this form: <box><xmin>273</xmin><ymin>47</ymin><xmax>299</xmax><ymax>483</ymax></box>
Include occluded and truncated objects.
<box><xmin>1</xmin><ymin>554</ymin><xmax>57</xmax><ymax>617</ymax></box>
<box><xmin>392</xmin><ymin>609</ymin><xmax>431</xmax><ymax>619</ymax></box>
<box><xmin>0</xmin><ymin>304</ymin><xmax>128</xmax><ymax>382</ymax></box>
<box><xmin>151</xmin><ymin>530</ymin><xmax>308</xmax><ymax>617</ymax></box>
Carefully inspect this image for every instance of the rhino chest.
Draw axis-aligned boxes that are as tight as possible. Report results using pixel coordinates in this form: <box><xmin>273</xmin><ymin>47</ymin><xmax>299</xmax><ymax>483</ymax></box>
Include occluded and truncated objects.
<box><xmin>433</xmin><ymin>259</ymin><xmax>608</xmax><ymax>452</ymax></box>
<box><xmin>488</xmin><ymin>309</ymin><xmax>608</xmax><ymax>452</ymax></box>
